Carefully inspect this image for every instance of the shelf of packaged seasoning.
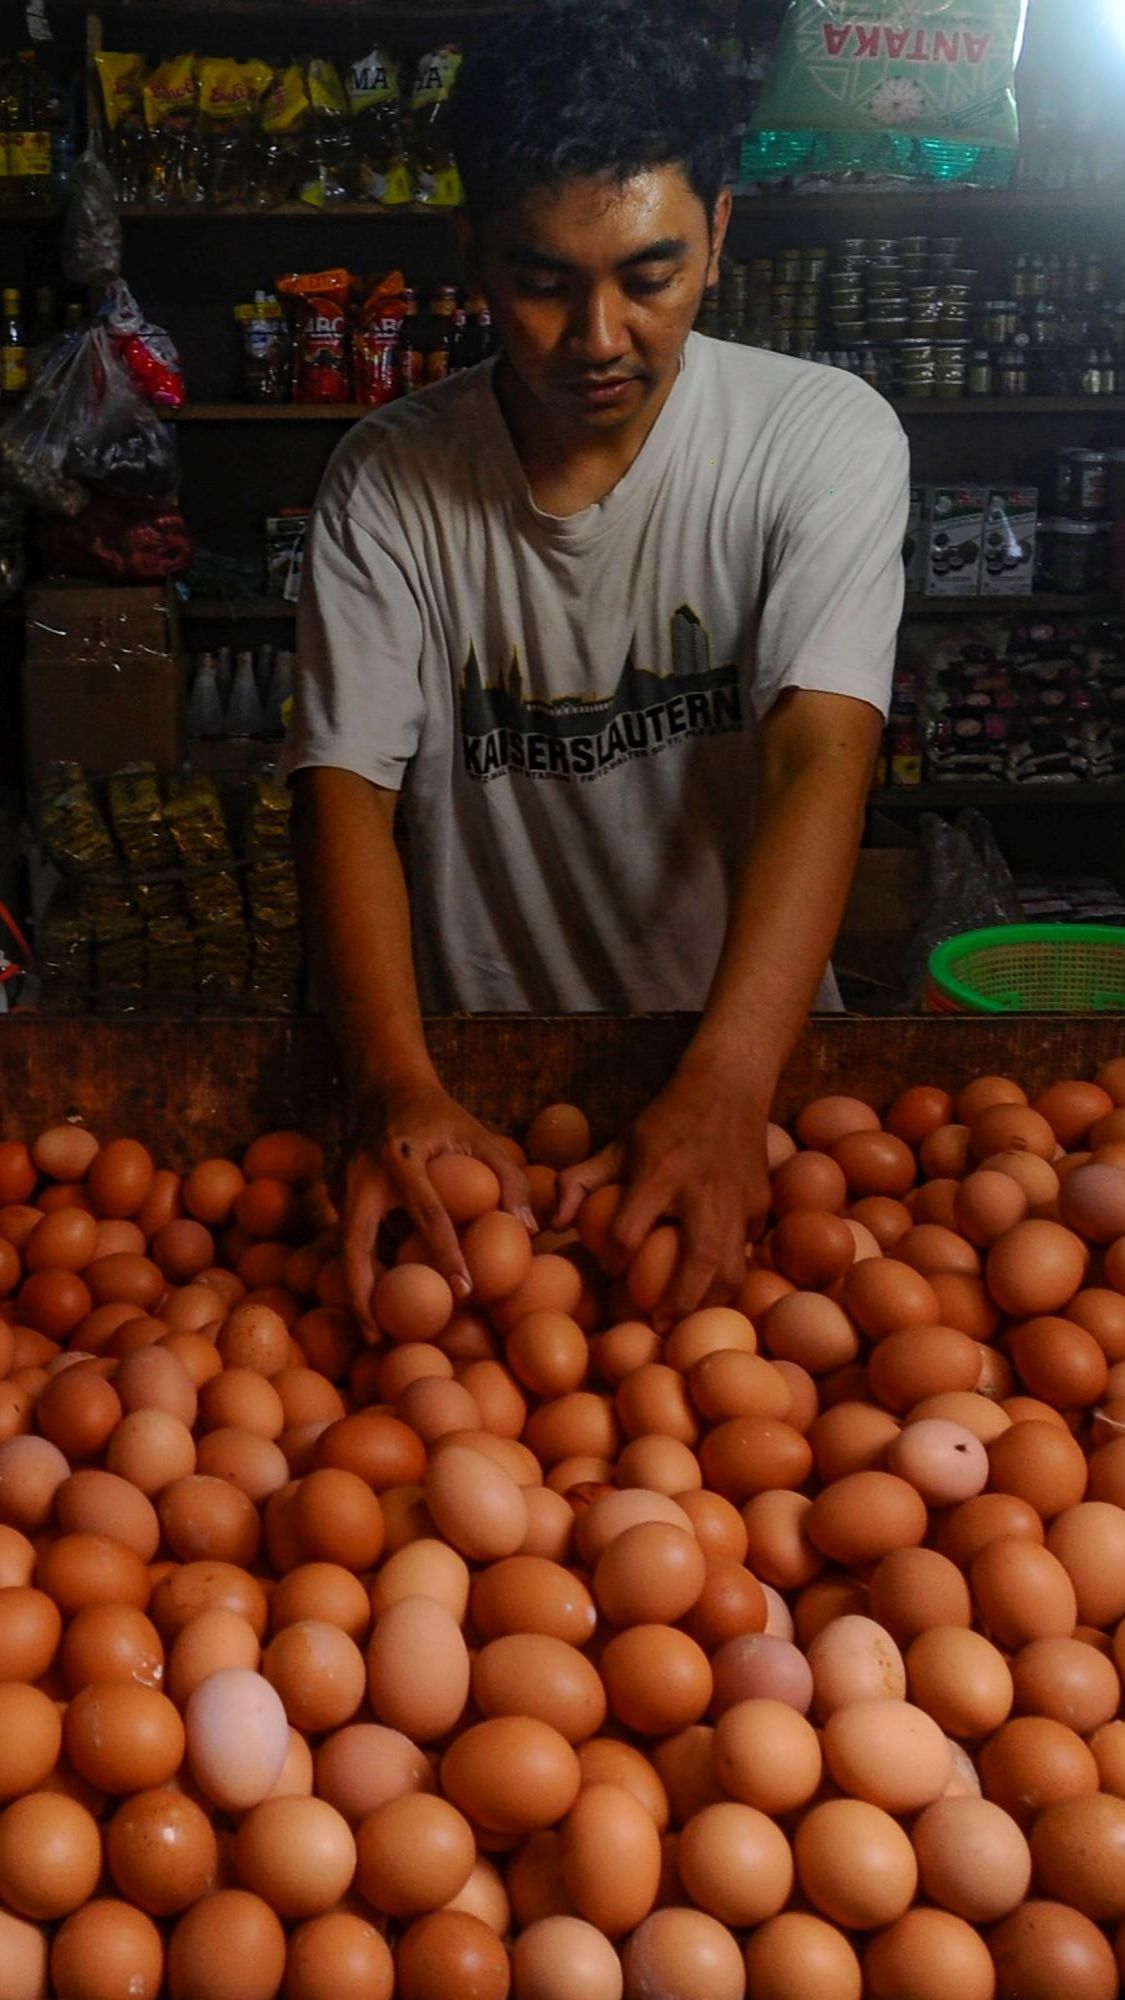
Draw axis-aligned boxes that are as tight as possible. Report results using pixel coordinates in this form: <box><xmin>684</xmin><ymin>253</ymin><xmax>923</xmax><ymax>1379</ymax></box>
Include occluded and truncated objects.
<box><xmin>902</xmin><ymin>594</ymin><xmax>1116</xmax><ymax>618</ymax></box>
<box><xmin>730</xmin><ymin>184</ymin><xmax>1125</xmax><ymax>221</ymax></box>
<box><xmin>170</xmin><ymin>405</ymin><xmax>367</xmax><ymax>421</ymax></box>
<box><xmin>119</xmin><ymin>203</ymin><xmax>458</xmax><ymax>222</ymax></box>
<box><xmin>870</xmin><ymin>782</ymin><xmax>1125</xmax><ymax>810</ymax></box>
<box><xmin>894</xmin><ymin>396</ymin><xmax>1125</xmax><ymax>417</ymax></box>
<box><xmin>182</xmin><ymin>598</ymin><xmax>296</xmax><ymax>620</ymax></box>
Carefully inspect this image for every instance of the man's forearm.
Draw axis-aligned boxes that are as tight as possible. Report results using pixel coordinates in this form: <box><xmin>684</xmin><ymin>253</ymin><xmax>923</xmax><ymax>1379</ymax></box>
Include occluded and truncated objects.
<box><xmin>684</xmin><ymin>691</ymin><xmax>880</xmax><ymax>1108</ymax></box>
<box><xmin>292</xmin><ymin>768</ymin><xmax>438</xmax><ymax>1103</ymax></box>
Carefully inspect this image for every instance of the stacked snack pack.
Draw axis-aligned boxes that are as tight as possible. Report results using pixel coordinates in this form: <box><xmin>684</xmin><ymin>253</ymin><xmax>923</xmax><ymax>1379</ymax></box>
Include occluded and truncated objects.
<box><xmin>36</xmin><ymin>761</ymin><xmax>302</xmax><ymax>1016</ymax></box>
<box><xmin>95</xmin><ymin>47</ymin><xmax>463</xmax><ymax>211</ymax></box>
<box><xmin>231</xmin><ymin>270</ymin><xmax>494</xmax><ymax>407</ymax></box>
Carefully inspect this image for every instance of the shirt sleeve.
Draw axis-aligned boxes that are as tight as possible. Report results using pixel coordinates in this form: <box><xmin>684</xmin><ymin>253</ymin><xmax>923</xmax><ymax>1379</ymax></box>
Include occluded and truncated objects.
<box><xmin>276</xmin><ymin>475</ymin><xmax>426</xmax><ymax>793</ymax></box>
<box><xmin>751</xmin><ymin>381</ymin><xmax>910</xmax><ymax>723</ymax></box>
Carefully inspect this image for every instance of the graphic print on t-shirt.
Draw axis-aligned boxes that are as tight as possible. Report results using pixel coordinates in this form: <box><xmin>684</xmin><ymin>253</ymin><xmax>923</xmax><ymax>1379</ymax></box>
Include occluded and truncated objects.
<box><xmin>459</xmin><ymin>604</ymin><xmax>743</xmax><ymax>784</ymax></box>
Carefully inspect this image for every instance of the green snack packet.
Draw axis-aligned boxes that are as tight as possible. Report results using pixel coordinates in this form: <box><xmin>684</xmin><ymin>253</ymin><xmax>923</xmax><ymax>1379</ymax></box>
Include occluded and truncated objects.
<box><xmin>745</xmin><ymin>0</ymin><xmax>1029</xmax><ymax>188</ymax></box>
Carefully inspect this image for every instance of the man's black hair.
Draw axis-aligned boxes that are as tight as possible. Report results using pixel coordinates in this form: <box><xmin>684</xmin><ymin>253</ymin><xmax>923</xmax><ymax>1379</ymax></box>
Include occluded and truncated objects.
<box><xmin>449</xmin><ymin>6</ymin><xmax>735</xmax><ymax>231</ymax></box>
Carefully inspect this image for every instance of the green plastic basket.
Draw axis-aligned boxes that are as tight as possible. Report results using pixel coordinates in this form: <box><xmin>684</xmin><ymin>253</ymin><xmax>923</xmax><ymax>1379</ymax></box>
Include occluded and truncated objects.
<box><xmin>927</xmin><ymin>925</ymin><xmax>1125</xmax><ymax>1015</ymax></box>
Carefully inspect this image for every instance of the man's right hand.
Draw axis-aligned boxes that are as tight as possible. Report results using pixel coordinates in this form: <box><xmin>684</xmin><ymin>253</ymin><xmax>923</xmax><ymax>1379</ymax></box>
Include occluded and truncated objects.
<box><xmin>343</xmin><ymin>1079</ymin><xmax>536</xmax><ymax>1335</ymax></box>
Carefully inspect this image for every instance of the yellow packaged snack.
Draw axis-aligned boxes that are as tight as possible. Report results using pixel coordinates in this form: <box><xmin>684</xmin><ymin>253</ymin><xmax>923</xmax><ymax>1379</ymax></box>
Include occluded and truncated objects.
<box><xmin>346</xmin><ymin>46</ymin><xmax>411</xmax><ymax>206</ymax></box>
<box><xmin>255</xmin><ymin>64</ymin><xmax>308</xmax><ymax>207</ymax></box>
<box><xmin>298</xmin><ymin>58</ymin><xmax>352</xmax><ymax>208</ymax></box>
<box><xmin>409</xmin><ymin>47</ymin><xmax>464</xmax><ymax>207</ymax></box>
<box><xmin>94</xmin><ymin>53</ymin><xmax>148</xmax><ymax>205</ymax></box>
<box><xmin>198</xmin><ymin>55</ymin><xmax>273</xmax><ymax>205</ymax></box>
<box><xmin>143</xmin><ymin>54</ymin><xmax>203</xmax><ymax>207</ymax></box>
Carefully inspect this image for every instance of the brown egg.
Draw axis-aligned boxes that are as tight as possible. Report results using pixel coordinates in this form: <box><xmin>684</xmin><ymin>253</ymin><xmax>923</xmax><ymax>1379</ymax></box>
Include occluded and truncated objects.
<box><xmin>0</xmin><ymin>1682</ymin><xmax>62</xmax><ymax>1797</ymax></box>
<box><xmin>987</xmin><ymin>1419</ymin><xmax>1087</xmax><ymax>1520</ymax></box>
<box><xmin>744</xmin><ymin>1912</ymin><xmax>862</xmax><ymax>2000</ymax></box>
<box><xmin>216</xmin><ymin>1303</ymin><xmax>290</xmax><ymax>1377</ymax></box>
<box><xmin>615</xmin><ymin>1363</ymin><xmax>698</xmax><ymax>1444</ymax></box>
<box><xmin>990</xmin><ymin>1901</ymin><xmax>1118</xmax><ymax>2000</ymax></box>
<box><xmin>32</xmin><ymin>1124</ymin><xmax>99</xmax><ymax>1182</ymax></box>
<box><xmin>911</xmin><ymin>1795</ymin><xmax>1030</xmax><ymax>1922</ymax></box>
<box><xmin>49</xmin><ymin>1899</ymin><xmax>164</xmax><ymax>2000</ymax></box>
<box><xmin>761</xmin><ymin>1292</ymin><xmax>858</xmax><ymax>1373</ymax></box>
<box><xmin>937</xmin><ymin>1491</ymin><xmax>1045</xmax><ymax>1569</ymax></box>
<box><xmin>159</xmin><ymin>1475</ymin><xmax>261</xmax><ymax>1567</ymax></box>
<box><xmin>772</xmin><ymin>1151</ymin><xmax>847</xmax><ymax>1217</ymax></box>
<box><xmin>808</xmin><ymin>1403</ymin><xmax>901</xmax><ymax>1483</ymax></box>
<box><xmin>561</xmin><ymin>1782</ymin><xmax>662</xmax><ymax>1935</ymax></box>
<box><xmin>60</xmin><ymin>1601</ymin><xmax>164</xmax><ymax>1694</ymax></box>
<box><xmin>494</xmin><ymin>1255</ymin><xmax>585</xmax><ymax>1332</ymax></box>
<box><xmin>1092</xmin><ymin>1723</ymin><xmax>1125</xmax><ymax>1797</ymax></box>
<box><xmin>167</xmin><ymin>1890</ymin><xmax>287</xmax><ymax>2000</ymax></box>
<box><xmin>1071</xmin><ymin>1290</ymin><xmax>1125</xmax><ymax>1363</ymax></box>
<box><xmin>863</xmin><ymin>1909</ymin><xmax>996</xmax><ymax>2000</ymax></box>
<box><xmin>1049</xmin><ymin>1502</ymin><xmax>1125</xmax><ymax>1627</ymax></box>
<box><xmin>37</xmin><ymin>1530</ymin><xmax>151</xmax><ymax>1616</ymax></box>
<box><xmin>806</xmin><ymin>1471</ymin><xmax>927</xmax><ymax>1566</ymax></box>
<box><xmin>107</xmin><ymin>1408</ymin><xmax>197</xmax><ymax>1495</ymax></box>
<box><xmin>1012</xmin><ymin>1637</ymin><xmax>1121</xmax><ymax>1734</ymax></box>
<box><xmin>972</xmin><ymin>1536</ymin><xmax>1077</xmax><ymax>1648</ymax></box>
<box><xmin>150</xmin><ymin>1560</ymin><xmax>268</xmax><ymax>1642</ymax></box>
<box><xmin>918</xmin><ymin>1126</ymin><xmax>972</xmax><ymax>1181</ymax></box>
<box><xmin>64</xmin><ymin>1680</ymin><xmax>184</xmax><ymax>1792</ymax></box>
<box><xmin>864</xmin><ymin>1551</ymin><xmax>966</xmax><ymax>1649</ymax></box>
<box><xmin>0</xmin><ymin>1791</ymin><xmax>103</xmax><ymax>1918</ymax></box>
<box><xmin>906</xmin><ymin>1627</ymin><xmax>1013</xmax><ymax>1737</ymax></box>
<box><xmin>0</xmin><ymin>1581</ymin><xmax>60</xmax><ymax>1682</ymax></box>
<box><xmin>513</xmin><ymin>1914</ymin><xmax>623</xmax><ymax>2000</ymax></box>
<box><xmin>793</xmin><ymin>1575</ymin><xmax>868</xmax><ymax>1651</ymax></box>
<box><xmin>831</xmin><ymin>1130</ymin><xmax>916</xmax><ymax>1199</ymax></box>
<box><xmin>472</xmin><ymin>1632</ymin><xmax>605</xmax><ymax>1743</ymax></box>
<box><xmin>848</xmin><ymin>1196</ymin><xmax>914</xmax><ymax>1251</ymax></box>
<box><xmin>394</xmin><ymin>1911</ymin><xmax>511</xmax><ymax>2000</ymax></box>
<box><xmin>713</xmin><ymin>1697</ymin><xmax>821</xmax><ymax>1815</ymax></box>
<box><xmin>594</xmin><ymin>1522</ymin><xmax>706</xmax><ymax>1627</ymax></box>
<box><xmin>1029</xmin><ymin>1793</ymin><xmax>1125</xmax><ymax>1922</ymax></box>
<box><xmin>196</xmin><ymin>1428</ymin><xmax>290</xmax><ymax>1505</ymax></box>
<box><xmin>867</xmin><ymin>1325</ymin><xmax>983</xmax><ymax>1414</ymax></box>
<box><xmin>594</xmin><ymin>1321</ymin><xmax>662</xmax><ymax>1384</ymax></box>
<box><xmin>108</xmin><ymin>1786</ymin><xmax>219</xmax><ymax>1914</ymax></box>
<box><xmin>463</xmin><ymin>1212</ymin><xmax>533</xmax><ymax>1304</ymax></box>
<box><xmin>699</xmin><ymin>1417</ymin><xmax>811</xmax><ymax>1501</ymax></box>
<box><xmin>980</xmin><ymin>1717</ymin><xmax>1099</xmax><ymax>1826</ymax></box>
<box><xmin>473</xmin><ymin>1557</ymin><xmax>596</xmax><ymax>1645</ymax></box>
<box><xmin>167</xmin><ymin>1608</ymin><xmax>261</xmax><ymax>1705</ymax></box>
<box><xmin>366</xmin><ymin>1594</ymin><xmax>470</xmax><ymax>1741</ymax></box>
<box><xmin>263</xmin><ymin>1620</ymin><xmax>365</xmax><ymax>1734</ymax></box>
<box><xmin>626</xmin><ymin>1228</ymin><xmax>680</xmax><ymax>1314</ymax></box>
<box><xmin>18</xmin><ymin>1269</ymin><xmax>92</xmax><ymax>1339</ymax></box>
<box><xmin>796</xmin><ymin>1096</ymin><xmax>880</xmax><ymax>1150</ymax></box>
<box><xmin>771</xmin><ymin>1212</ymin><xmax>856</xmax><ymax>1290</ymax></box>
<box><xmin>1009</xmin><ymin>1316</ymin><xmax>1108</xmax><ymax>1408</ymax></box>
<box><xmin>987</xmin><ymin>1221</ymin><xmax>1087</xmax><ymax>1319</ymax></box>
<box><xmin>651</xmin><ymin>1724</ymin><xmax>725</xmax><ymax>1825</ymax></box>
<box><xmin>677</xmin><ymin>1799</ymin><xmax>793</xmax><ymax>1927</ymax></box>
<box><xmin>234</xmin><ymin>1795</ymin><xmax>356</xmax><ymax>1920</ymax></box>
<box><xmin>842</xmin><ymin>1260</ymin><xmax>940</xmax><ymax>1340</ymax></box>
<box><xmin>794</xmin><ymin>1799</ymin><xmax>917</xmax><ymax>1929</ymax></box>
<box><xmin>600</xmin><ymin>1626</ymin><xmax>711</xmax><ymax>1735</ymax></box>
<box><xmin>441</xmin><ymin>1716</ymin><xmax>581</xmax><ymax>1833</ymax></box>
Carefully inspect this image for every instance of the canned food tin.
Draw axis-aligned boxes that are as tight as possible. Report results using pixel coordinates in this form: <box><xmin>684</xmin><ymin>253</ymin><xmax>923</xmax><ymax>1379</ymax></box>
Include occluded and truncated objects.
<box><xmin>1055</xmin><ymin>448</ymin><xmax>1111</xmax><ymax>520</ymax></box>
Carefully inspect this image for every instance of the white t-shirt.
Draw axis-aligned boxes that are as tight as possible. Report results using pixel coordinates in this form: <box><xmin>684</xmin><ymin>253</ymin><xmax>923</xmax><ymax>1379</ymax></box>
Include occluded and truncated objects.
<box><xmin>282</xmin><ymin>333</ymin><xmax>909</xmax><ymax>1014</ymax></box>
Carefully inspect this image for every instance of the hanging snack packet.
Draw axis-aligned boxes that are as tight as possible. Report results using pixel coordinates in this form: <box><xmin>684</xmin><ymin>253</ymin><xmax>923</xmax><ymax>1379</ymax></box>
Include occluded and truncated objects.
<box><xmin>277</xmin><ymin>268</ymin><xmax>352</xmax><ymax>403</ymax></box>
<box><xmin>744</xmin><ymin>0</ymin><xmax>1029</xmax><ymax>189</ymax></box>
<box><xmin>94</xmin><ymin>52</ymin><xmax>147</xmax><ymax>205</ymax></box>
<box><xmin>143</xmin><ymin>54</ymin><xmax>204</xmax><ymax>207</ymax></box>
<box><xmin>298</xmin><ymin>58</ymin><xmax>352</xmax><ymax>208</ymax></box>
<box><xmin>409</xmin><ymin>47</ymin><xmax>464</xmax><ymax>206</ymax></box>
<box><xmin>347</xmin><ymin>47</ymin><xmax>412</xmax><ymax>206</ymax></box>
<box><xmin>353</xmin><ymin>270</ymin><xmax>409</xmax><ymax>404</ymax></box>
<box><xmin>255</xmin><ymin>63</ymin><xmax>308</xmax><ymax>208</ymax></box>
<box><xmin>198</xmin><ymin>56</ymin><xmax>273</xmax><ymax>207</ymax></box>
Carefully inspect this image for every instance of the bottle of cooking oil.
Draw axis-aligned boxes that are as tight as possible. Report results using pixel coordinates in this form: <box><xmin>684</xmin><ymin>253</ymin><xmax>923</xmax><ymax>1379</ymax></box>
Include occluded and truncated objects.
<box><xmin>0</xmin><ymin>289</ymin><xmax>28</xmax><ymax>403</ymax></box>
<box><xmin>2</xmin><ymin>52</ymin><xmax>55</xmax><ymax>211</ymax></box>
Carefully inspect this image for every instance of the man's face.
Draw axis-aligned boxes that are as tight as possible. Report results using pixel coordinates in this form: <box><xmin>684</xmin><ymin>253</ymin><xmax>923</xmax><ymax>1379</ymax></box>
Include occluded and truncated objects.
<box><xmin>471</xmin><ymin>165</ymin><xmax>730</xmax><ymax>437</ymax></box>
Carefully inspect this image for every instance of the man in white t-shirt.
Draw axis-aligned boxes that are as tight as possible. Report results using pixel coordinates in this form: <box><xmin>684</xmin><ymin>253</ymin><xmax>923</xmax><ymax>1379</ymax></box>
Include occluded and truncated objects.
<box><xmin>283</xmin><ymin>7</ymin><xmax>910</xmax><ymax>1330</ymax></box>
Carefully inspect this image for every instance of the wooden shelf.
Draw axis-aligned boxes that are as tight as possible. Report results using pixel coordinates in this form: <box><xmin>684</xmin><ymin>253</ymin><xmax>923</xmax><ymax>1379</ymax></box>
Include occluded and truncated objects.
<box><xmin>182</xmin><ymin>598</ymin><xmax>296</xmax><ymax>621</ymax></box>
<box><xmin>871</xmin><ymin>782</ymin><xmax>1125</xmax><ymax>810</ymax></box>
<box><xmin>895</xmin><ymin>397</ymin><xmax>1125</xmax><ymax>418</ymax></box>
<box><xmin>171</xmin><ymin>405</ymin><xmax>368</xmax><ymax>421</ymax></box>
<box><xmin>114</xmin><ymin>186</ymin><xmax>1125</xmax><ymax>224</ymax></box>
<box><xmin>902</xmin><ymin>594</ymin><xmax>1115</xmax><ymax>618</ymax></box>
<box><xmin>122</xmin><ymin>202</ymin><xmax>457</xmax><ymax>223</ymax></box>
<box><xmin>169</xmin><ymin>396</ymin><xmax>1125</xmax><ymax>424</ymax></box>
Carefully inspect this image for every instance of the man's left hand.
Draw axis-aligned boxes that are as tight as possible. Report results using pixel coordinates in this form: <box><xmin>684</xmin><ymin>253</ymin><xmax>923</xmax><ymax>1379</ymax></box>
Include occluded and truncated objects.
<box><xmin>553</xmin><ymin>1058</ymin><xmax>770</xmax><ymax>1329</ymax></box>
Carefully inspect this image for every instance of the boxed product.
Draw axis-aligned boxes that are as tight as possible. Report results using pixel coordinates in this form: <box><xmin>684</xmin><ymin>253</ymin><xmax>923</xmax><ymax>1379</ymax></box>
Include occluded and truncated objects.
<box><xmin>924</xmin><ymin>486</ymin><xmax>987</xmax><ymax>597</ymax></box>
<box><xmin>22</xmin><ymin>585</ymin><xmax>184</xmax><ymax>787</ymax></box>
<box><xmin>903</xmin><ymin>486</ymin><xmax>926</xmax><ymax>594</ymax></box>
<box><xmin>981</xmin><ymin>487</ymin><xmax>1038</xmax><ymax>597</ymax></box>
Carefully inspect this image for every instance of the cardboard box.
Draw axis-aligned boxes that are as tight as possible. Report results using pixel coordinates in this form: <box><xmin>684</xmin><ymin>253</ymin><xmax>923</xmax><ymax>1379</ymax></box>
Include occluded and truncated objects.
<box><xmin>924</xmin><ymin>485</ymin><xmax>987</xmax><ymax>597</ymax></box>
<box><xmin>22</xmin><ymin>585</ymin><xmax>185</xmax><ymax>786</ymax></box>
<box><xmin>981</xmin><ymin>487</ymin><xmax>1038</xmax><ymax>596</ymax></box>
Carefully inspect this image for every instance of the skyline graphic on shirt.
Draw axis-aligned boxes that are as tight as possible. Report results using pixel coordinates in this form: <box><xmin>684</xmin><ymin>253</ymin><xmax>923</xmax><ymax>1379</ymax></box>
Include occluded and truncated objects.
<box><xmin>459</xmin><ymin>604</ymin><xmax>743</xmax><ymax>784</ymax></box>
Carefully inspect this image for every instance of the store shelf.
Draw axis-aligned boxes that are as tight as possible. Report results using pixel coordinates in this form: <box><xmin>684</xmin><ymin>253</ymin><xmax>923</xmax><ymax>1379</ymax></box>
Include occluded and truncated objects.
<box><xmin>902</xmin><ymin>594</ymin><xmax>1116</xmax><ymax>618</ymax></box>
<box><xmin>182</xmin><ymin>598</ymin><xmax>296</xmax><ymax>621</ymax></box>
<box><xmin>170</xmin><ymin>405</ymin><xmax>368</xmax><ymax>422</ymax></box>
<box><xmin>114</xmin><ymin>186</ymin><xmax>1125</xmax><ymax>224</ymax></box>
<box><xmin>895</xmin><ymin>397</ymin><xmax>1125</xmax><ymax>417</ymax></box>
<box><xmin>121</xmin><ymin>202</ymin><xmax>457</xmax><ymax>223</ymax></box>
<box><xmin>871</xmin><ymin>782</ymin><xmax>1125</xmax><ymax>810</ymax></box>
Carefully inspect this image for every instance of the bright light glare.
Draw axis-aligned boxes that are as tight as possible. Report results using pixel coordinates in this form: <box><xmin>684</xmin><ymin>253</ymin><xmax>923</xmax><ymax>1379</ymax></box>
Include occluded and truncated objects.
<box><xmin>1104</xmin><ymin>0</ymin><xmax>1125</xmax><ymax>49</ymax></box>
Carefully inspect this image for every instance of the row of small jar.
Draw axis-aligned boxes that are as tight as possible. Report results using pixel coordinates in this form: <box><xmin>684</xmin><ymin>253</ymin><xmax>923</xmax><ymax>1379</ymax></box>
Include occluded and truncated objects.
<box><xmin>978</xmin><ymin>298</ymin><xmax>1125</xmax><ymax>349</ymax></box>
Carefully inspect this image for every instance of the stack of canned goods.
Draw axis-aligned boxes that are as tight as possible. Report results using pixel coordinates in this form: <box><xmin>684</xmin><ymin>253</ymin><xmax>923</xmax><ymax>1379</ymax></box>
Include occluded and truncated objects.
<box><xmin>1038</xmin><ymin>445</ymin><xmax>1125</xmax><ymax>594</ymax></box>
<box><xmin>824</xmin><ymin>235</ymin><xmax>977</xmax><ymax>399</ymax></box>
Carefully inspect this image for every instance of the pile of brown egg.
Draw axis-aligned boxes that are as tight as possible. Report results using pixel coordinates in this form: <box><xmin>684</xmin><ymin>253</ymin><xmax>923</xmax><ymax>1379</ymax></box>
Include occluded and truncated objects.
<box><xmin>1</xmin><ymin>1060</ymin><xmax>1125</xmax><ymax>2000</ymax></box>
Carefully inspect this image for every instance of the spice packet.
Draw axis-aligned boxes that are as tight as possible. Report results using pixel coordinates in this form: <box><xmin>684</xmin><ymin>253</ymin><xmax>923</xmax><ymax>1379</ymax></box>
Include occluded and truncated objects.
<box><xmin>353</xmin><ymin>269</ymin><xmax>409</xmax><ymax>405</ymax></box>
